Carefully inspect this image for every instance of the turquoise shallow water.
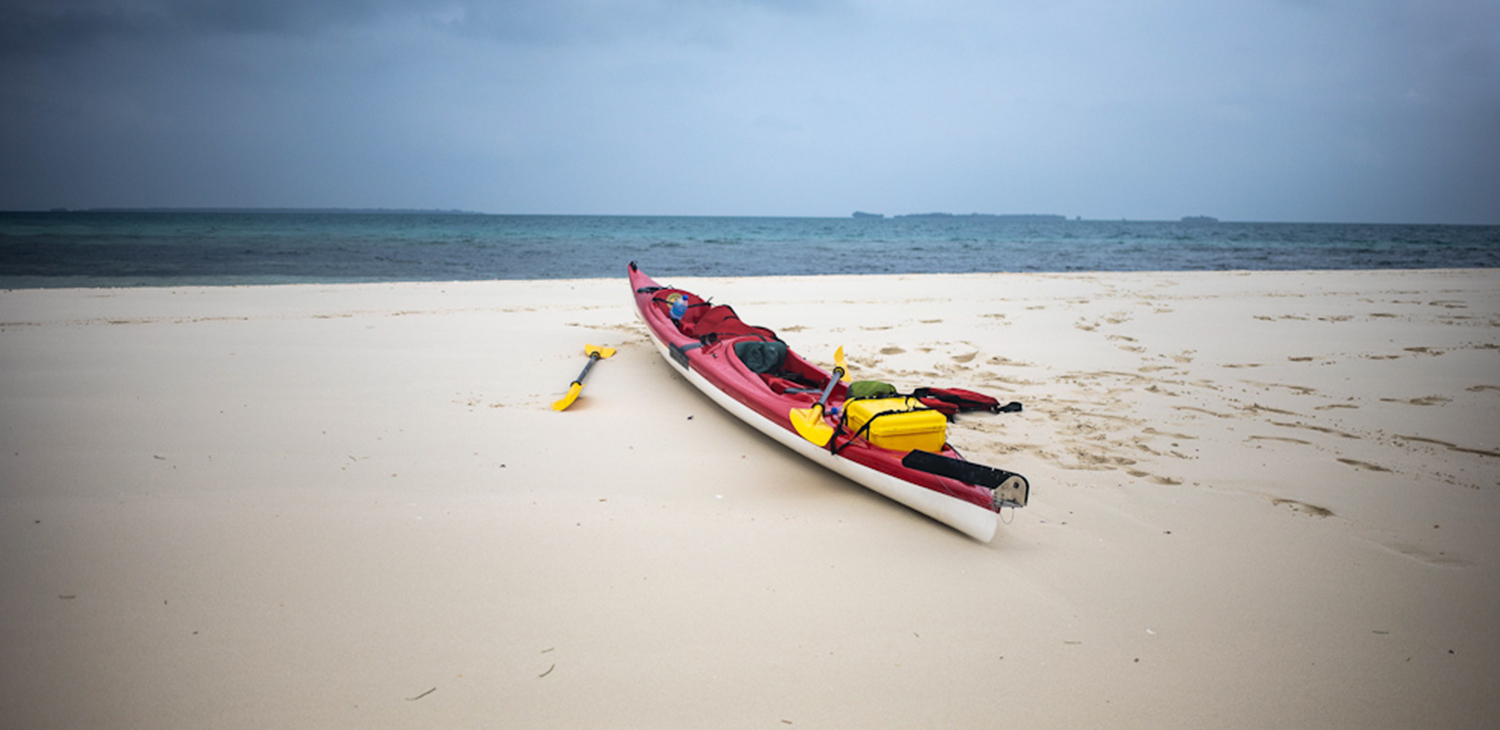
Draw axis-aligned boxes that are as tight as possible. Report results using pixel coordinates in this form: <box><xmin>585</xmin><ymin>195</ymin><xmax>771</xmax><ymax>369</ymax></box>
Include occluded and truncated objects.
<box><xmin>2</xmin><ymin>211</ymin><xmax>1497</xmax><ymax>287</ymax></box>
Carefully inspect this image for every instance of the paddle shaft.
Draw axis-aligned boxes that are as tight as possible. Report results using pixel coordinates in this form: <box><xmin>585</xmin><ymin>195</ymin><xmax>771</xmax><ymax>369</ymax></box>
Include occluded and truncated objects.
<box><xmin>571</xmin><ymin>352</ymin><xmax>603</xmax><ymax>386</ymax></box>
<box><xmin>812</xmin><ymin>366</ymin><xmax>845</xmax><ymax>411</ymax></box>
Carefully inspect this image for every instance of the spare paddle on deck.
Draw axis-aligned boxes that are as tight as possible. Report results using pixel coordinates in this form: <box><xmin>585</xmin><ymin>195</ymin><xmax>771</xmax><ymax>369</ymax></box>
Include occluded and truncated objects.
<box><xmin>552</xmin><ymin>344</ymin><xmax>616</xmax><ymax>411</ymax></box>
<box><xmin>790</xmin><ymin>347</ymin><xmax>849</xmax><ymax>446</ymax></box>
<box><xmin>834</xmin><ymin>345</ymin><xmax>851</xmax><ymax>383</ymax></box>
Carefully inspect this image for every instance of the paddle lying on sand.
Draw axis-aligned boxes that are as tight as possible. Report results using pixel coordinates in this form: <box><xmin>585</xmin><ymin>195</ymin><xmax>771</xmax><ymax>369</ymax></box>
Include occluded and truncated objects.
<box><xmin>790</xmin><ymin>347</ymin><xmax>851</xmax><ymax>446</ymax></box>
<box><xmin>552</xmin><ymin>344</ymin><xmax>616</xmax><ymax>411</ymax></box>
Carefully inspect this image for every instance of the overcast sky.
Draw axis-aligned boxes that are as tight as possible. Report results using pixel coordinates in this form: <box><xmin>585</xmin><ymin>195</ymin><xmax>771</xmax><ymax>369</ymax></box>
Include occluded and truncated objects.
<box><xmin>1</xmin><ymin>0</ymin><xmax>1496</xmax><ymax>223</ymax></box>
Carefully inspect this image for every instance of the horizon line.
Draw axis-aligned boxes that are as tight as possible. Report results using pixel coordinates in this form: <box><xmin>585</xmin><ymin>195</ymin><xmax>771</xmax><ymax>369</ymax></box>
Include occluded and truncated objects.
<box><xmin>3</xmin><ymin>207</ymin><xmax>1495</xmax><ymax>227</ymax></box>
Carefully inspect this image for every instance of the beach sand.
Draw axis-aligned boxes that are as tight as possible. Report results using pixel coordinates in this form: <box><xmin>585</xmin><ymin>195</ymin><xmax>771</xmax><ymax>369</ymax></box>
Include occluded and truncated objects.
<box><xmin>2</xmin><ymin>270</ymin><xmax>1497</xmax><ymax>728</ymax></box>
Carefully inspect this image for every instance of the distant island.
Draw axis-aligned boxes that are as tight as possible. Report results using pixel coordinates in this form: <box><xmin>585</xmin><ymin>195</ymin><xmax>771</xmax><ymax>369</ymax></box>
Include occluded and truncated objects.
<box><xmin>851</xmin><ymin>211</ymin><xmax>884</xmax><ymax>219</ymax></box>
<box><xmin>1180</xmin><ymin>215</ymin><xmax>1219</xmax><ymax>224</ymax></box>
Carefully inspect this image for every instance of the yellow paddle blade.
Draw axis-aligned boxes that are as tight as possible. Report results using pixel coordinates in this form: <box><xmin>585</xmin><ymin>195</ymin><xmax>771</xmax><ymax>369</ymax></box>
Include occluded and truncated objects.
<box><xmin>552</xmin><ymin>382</ymin><xmax>583</xmax><ymax>411</ymax></box>
<box><xmin>555</xmin><ymin>345</ymin><xmax>615</xmax><ymax>411</ymax></box>
<box><xmin>834</xmin><ymin>346</ymin><xmax>851</xmax><ymax>383</ymax></box>
<box><xmin>790</xmin><ymin>404</ymin><xmax>835</xmax><ymax>446</ymax></box>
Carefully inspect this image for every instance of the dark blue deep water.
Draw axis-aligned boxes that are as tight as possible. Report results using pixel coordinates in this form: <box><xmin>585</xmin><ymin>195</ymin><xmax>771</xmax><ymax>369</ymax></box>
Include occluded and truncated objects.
<box><xmin>2</xmin><ymin>211</ymin><xmax>1497</xmax><ymax>288</ymax></box>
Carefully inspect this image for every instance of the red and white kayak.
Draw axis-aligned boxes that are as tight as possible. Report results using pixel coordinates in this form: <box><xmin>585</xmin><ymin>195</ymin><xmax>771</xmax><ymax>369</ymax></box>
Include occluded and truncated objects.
<box><xmin>629</xmin><ymin>263</ymin><xmax>1028</xmax><ymax>541</ymax></box>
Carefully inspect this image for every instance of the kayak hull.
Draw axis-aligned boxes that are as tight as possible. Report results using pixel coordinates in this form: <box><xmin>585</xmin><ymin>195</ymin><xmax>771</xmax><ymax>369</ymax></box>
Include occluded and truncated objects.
<box><xmin>629</xmin><ymin>264</ymin><xmax>1013</xmax><ymax>541</ymax></box>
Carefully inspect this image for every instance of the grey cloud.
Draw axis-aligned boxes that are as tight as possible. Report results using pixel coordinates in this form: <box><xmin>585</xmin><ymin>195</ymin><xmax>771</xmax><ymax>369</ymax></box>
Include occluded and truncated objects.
<box><xmin>0</xmin><ymin>0</ymin><xmax>404</xmax><ymax>53</ymax></box>
<box><xmin>0</xmin><ymin>0</ymin><xmax>839</xmax><ymax>53</ymax></box>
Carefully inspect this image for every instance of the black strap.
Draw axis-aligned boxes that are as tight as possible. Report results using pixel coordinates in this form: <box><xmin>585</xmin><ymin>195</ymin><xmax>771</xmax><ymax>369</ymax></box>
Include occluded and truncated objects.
<box><xmin>668</xmin><ymin>341</ymin><xmax>702</xmax><ymax>369</ymax></box>
<box><xmin>698</xmin><ymin>331</ymin><xmax>777</xmax><ymax>347</ymax></box>
<box><xmin>830</xmin><ymin>418</ymin><xmax>874</xmax><ymax>455</ymax></box>
<box><xmin>830</xmin><ymin>406</ymin><xmax>912</xmax><ymax>455</ymax></box>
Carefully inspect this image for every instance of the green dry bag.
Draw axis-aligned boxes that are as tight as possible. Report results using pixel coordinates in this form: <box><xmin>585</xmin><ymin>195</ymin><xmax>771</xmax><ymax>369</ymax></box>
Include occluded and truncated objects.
<box><xmin>847</xmin><ymin>380</ymin><xmax>897</xmax><ymax>399</ymax></box>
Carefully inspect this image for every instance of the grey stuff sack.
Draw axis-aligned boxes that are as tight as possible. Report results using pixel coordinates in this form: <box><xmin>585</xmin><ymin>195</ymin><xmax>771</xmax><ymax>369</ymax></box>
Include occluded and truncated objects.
<box><xmin>733</xmin><ymin>340</ymin><xmax>788</xmax><ymax>374</ymax></box>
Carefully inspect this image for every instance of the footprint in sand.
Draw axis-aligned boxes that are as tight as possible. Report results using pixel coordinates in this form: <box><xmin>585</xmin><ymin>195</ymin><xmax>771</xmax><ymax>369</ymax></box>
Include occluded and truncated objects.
<box><xmin>1380</xmin><ymin>396</ymin><xmax>1451</xmax><ymax>406</ymax></box>
<box><xmin>1410</xmin><ymin>395</ymin><xmax>1451</xmax><ymax>406</ymax></box>
<box><xmin>1249</xmin><ymin>435</ymin><xmax>1312</xmax><ymax>445</ymax></box>
<box><xmin>1255</xmin><ymin>382</ymin><xmax>1318</xmax><ymax>396</ymax></box>
<box><xmin>1142</xmin><ymin>427</ymin><xmax>1197</xmax><ymax>441</ymax></box>
<box><xmin>1271</xmin><ymin>498</ymin><xmax>1334</xmax><ymax>517</ymax></box>
<box><xmin>1126</xmin><ymin>469</ymin><xmax>1182</xmax><ymax>485</ymax></box>
<box><xmin>1336</xmin><ymin>458</ymin><xmax>1391</xmax><ymax>472</ymax></box>
<box><xmin>1393</xmin><ymin>435</ymin><xmax>1500</xmax><ymax>459</ymax></box>
<box><xmin>1269</xmin><ymin>420</ymin><xmax>1360</xmax><ymax>439</ymax></box>
<box><xmin>1241</xmin><ymin>403</ymin><xmax>1300</xmax><ymax>416</ymax></box>
<box><xmin>1384</xmin><ymin>542</ymin><xmax>1471</xmax><ymax>567</ymax></box>
<box><xmin>1173</xmin><ymin>405</ymin><xmax>1234</xmax><ymax>419</ymax></box>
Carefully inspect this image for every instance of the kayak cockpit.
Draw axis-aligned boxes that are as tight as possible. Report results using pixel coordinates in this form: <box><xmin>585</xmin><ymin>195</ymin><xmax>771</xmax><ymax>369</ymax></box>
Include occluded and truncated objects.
<box><xmin>647</xmin><ymin>284</ymin><xmax>843</xmax><ymax>403</ymax></box>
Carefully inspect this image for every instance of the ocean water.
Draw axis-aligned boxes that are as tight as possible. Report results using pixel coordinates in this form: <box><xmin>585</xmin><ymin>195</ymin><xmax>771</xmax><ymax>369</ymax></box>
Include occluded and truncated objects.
<box><xmin>2</xmin><ymin>211</ymin><xmax>1497</xmax><ymax>288</ymax></box>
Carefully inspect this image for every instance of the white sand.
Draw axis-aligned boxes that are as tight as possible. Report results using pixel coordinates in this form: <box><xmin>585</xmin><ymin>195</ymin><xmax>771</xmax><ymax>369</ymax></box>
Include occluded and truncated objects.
<box><xmin>2</xmin><ymin>270</ymin><xmax>1497</xmax><ymax>728</ymax></box>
